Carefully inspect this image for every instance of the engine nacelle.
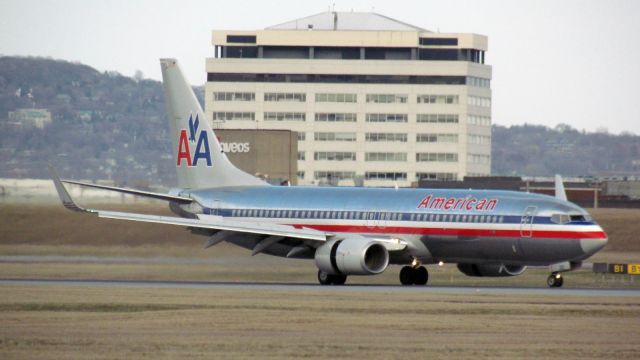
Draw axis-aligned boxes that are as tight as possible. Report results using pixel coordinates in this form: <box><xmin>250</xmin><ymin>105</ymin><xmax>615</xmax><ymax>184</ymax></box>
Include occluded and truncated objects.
<box><xmin>315</xmin><ymin>238</ymin><xmax>389</xmax><ymax>275</ymax></box>
<box><xmin>457</xmin><ymin>263</ymin><xmax>527</xmax><ymax>277</ymax></box>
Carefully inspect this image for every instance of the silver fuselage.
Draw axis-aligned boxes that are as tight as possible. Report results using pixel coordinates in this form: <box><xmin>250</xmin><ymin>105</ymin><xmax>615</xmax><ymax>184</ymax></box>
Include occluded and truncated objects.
<box><xmin>176</xmin><ymin>186</ymin><xmax>608</xmax><ymax>266</ymax></box>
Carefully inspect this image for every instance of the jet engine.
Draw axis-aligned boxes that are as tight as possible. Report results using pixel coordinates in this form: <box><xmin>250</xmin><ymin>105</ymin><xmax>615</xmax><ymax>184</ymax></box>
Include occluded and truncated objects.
<box><xmin>315</xmin><ymin>238</ymin><xmax>389</xmax><ymax>275</ymax></box>
<box><xmin>457</xmin><ymin>263</ymin><xmax>527</xmax><ymax>277</ymax></box>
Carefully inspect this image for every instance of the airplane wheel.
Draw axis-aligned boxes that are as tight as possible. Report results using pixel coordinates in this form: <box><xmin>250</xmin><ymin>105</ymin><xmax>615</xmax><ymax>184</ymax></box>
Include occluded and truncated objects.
<box><xmin>400</xmin><ymin>266</ymin><xmax>414</xmax><ymax>285</ymax></box>
<box><xmin>318</xmin><ymin>270</ymin><xmax>332</xmax><ymax>285</ymax></box>
<box><xmin>413</xmin><ymin>266</ymin><xmax>428</xmax><ymax>285</ymax></box>
<box><xmin>547</xmin><ymin>272</ymin><xmax>564</xmax><ymax>288</ymax></box>
<box><xmin>332</xmin><ymin>274</ymin><xmax>347</xmax><ymax>285</ymax></box>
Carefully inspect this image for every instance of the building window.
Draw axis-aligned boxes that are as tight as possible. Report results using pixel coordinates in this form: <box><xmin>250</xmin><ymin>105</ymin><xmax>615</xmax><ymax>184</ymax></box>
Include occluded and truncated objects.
<box><xmin>297</xmin><ymin>132</ymin><xmax>306</xmax><ymax>141</ymax></box>
<box><xmin>366</xmin><ymin>94</ymin><xmax>407</xmax><ymax>103</ymax></box>
<box><xmin>297</xmin><ymin>151</ymin><xmax>306</xmax><ymax>161</ymax></box>
<box><xmin>419</xmin><ymin>37</ymin><xmax>458</xmax><ymax>46</ymax></box>
<box><xmin>213</xmin><ymin>112</ymin><xmax>255</xmax><ymax>121</ymax></box>
<box><xmin>365</xmin><ymin>133</ymin><xmax>407</xmax><ymax>142</ymax></box>
<box><xmin>416</xmin><ymin>114</ymin><xmax>459</xmax><ymax>123</ymax></box>
<box><xmin>468</xmin><ymin>135</ymin><xmax>491</xmax><ymax>145</ymax></box>
<box><xmin>467</xmin><ymin>77</ymin><xmax>491</xmax><ymax>88</ymax></box>
<box><xmin>225</xmin><ymin>46</ymin><xmax>258</xmax><ymax>58</ymax></box>
<box><xmin>264</xmin><ymin>112</ymin><xmax>306</xmax><ymax>121</ymax></box>
<box><xmin>416</xmin><ymin>153</ymin><xmax>458</xmax><ymax>162</ymax></box>
<box><xmin>264</xmin><ymin>93</ymin><xmax>306</xmax><ymax>102</ymax></box>
<box><xmin>315</xmin><ymin>93</ymin><xmax>357</xmax><ymax>103</ymax></box>
<box><xmin>314</xmin><ymin>152</ymin><xmax>356</xmax><ymax>161</ymax></box>
<box><xmin>226</xmin><ymin>35</ymin><xmax>257</xmax><ymax>43</ymax></box>
<box><xmin>468</xmin><ymin>153</ymin><xmax>491</xmax><ymax>164</ymax></box>
<box><xmin>418</xmin><ymin>49</ymin><xmax>483</xmax><ymax>63</ymax></box>
<box><xmin>314</xmin><ymin>113</ymin><xmax>357</xmax><ymax>122</ymax></box>
<box><xmin>314</xmin><ymin>132</ymin><xmax>356</xmax><ymax>142</ymax></box>
<box><xmin>467</xmin><ymin>115</ymin><xmax>491</xmax><ymax>126</ymax></box>
<box><xmin>314</xmin><ymin>171</ymin><xmax>355</xmax><ymax>180</ymax></box>
<box><xmin>416</xmin><ymin>173</ymin><xmax>458</xmax><ymax>181</ymax></box>
<box><xmin>468</xmin><ymin>96</ymin><xmax>491</xmax><ymax>108</ymax></box>
<box><xmin>365</xmin><ymin>113</ymin><xmax>408</xmax><ymax>123</ymax></box>
<box><xmin>209</xmin><ymin>73</ymin><xmax>466</xmax><ymax>85</ymax></box>
<box><xmin>297</xmin><ymin>171</ymin><xmax>305</xmax><ymax>180</ymax></box>
<box><xmin>416</xmin><ymin>133</ymin><xmax>458</xmax><ymax>143</ymax></box>
<box><xmin>365</xmin><ymin>172</ymin><xmax>407</xmax><ymax>181</ymax></box>
<box><xmin>417</xmin><ymin>95</ymin><xmax>459</xmax><ymax>104</ymax></box>
<box><xmin>213</xmin><ymin>92</ymin><xmax>255</xmax><ymax>101</ymax></box>
<box><xmin>365</xmin><ymin>152</ymin><xmax>407</xmax><ymax>162</ymax></box>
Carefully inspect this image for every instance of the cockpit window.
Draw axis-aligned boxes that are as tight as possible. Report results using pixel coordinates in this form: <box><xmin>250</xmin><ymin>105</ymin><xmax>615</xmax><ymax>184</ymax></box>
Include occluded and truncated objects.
<box><xmin>550</xmin><ymin>214</ymin><xmax>570</xmax><ymax>224</ymax></box>
<box><xmin>570</xmin><ymin>214</ymin><xmax>591</xmax><ymax>222</ymax></box>
<box><xmin>551</xmin><ymin>213</ymin><xmax>592</xmax><ymax>224</ymax></box>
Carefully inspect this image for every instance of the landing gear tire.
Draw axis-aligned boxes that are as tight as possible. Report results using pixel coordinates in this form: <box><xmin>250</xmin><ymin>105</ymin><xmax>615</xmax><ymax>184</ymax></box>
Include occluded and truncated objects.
<box><xmin>332</xmin><ymin>274</ymin><xmax>347</xmax><ymax>285</ymax></box>
<box><xmin>317</xmin><ymin>270</ymin><xmax>347</xmax><ymax>285</ymax></box>
<box><xmin>547</xmin><ymin>272</ymin><xmax>564</xmax><ymax>288</ymax></box>
<box><xmin>318</xmin><ymin>270</ymin><xmax>332</xmax><ymax>285</ymax></box>
<box><xmin>400</xmin><ymin>266</ymin><xmax>414</xmax><ymax>285</ymax></box>
<box><xmin>400</xmin><ymin>266</ymin><xmax>429</xmax><ymax>286</ymax></box>
<box><xmin>413</xmin><ymin>266</ymin><xmax>429</xmax><ymax>285</ymax></box>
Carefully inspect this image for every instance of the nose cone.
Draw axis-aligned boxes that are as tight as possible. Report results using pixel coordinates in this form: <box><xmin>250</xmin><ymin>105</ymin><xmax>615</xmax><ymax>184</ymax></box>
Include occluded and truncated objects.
<box><xmin>580</xmin><ymin>235</ymin><xmax>608</xmax><ymax>256</ymax></box>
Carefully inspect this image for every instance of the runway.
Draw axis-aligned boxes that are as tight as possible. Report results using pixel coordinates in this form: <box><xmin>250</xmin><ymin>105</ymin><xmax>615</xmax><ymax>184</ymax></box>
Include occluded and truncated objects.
<box><xmin>2</xmin><ymin>278</ymin><xmax>639</xmax><ymax>297</ymax></box>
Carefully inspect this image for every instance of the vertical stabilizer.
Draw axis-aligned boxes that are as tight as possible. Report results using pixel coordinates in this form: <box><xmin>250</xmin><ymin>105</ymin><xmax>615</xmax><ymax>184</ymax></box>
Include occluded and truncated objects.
<box><xmin>555</xmin><ymin>174</ymin><xmax>567</xmax><ymax>201</ymax></box>
<box><xmin>160</xmin><ymin>59</ymin><xmax>267</xmax><ymax>189</ymax></box>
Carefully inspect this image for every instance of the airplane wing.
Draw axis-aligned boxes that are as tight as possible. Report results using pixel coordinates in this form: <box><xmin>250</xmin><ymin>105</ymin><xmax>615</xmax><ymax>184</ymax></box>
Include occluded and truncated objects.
<box><xmin>49</xmin><ymin>165</ymin><xmax>327</xmax><ymax>242</ymax></box>
<box><xmin>97</xmin><ymin>211</ymin><xmax>327</xmax><ymax>241</ymax></box>
<box><xmin>60</xmin><ymin>179</ymin><xmax>193</xmax><ymax>204</ymax></box>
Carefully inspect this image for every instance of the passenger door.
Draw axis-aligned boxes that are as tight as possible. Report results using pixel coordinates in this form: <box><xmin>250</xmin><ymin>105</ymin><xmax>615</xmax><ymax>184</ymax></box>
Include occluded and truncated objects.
<box><xmin>520</xmin><ymin>206</ymin><xmax>536</xmax><ymax>238</ymax></box>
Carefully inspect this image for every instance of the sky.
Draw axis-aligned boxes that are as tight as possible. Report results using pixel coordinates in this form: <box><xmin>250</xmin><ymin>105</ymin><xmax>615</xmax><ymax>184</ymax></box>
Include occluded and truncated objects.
<box><xmin>1</xmin><ymin>0</ymin><xmax>639</xmax><ymax>134</ymax></box>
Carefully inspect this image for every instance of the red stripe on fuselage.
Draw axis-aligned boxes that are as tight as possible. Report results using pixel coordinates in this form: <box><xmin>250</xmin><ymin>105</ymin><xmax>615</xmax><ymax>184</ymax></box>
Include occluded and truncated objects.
<box><xmin>294</xmin><ymin>224</ymin><xmax>607</xmax><ymax>240</ymax></box>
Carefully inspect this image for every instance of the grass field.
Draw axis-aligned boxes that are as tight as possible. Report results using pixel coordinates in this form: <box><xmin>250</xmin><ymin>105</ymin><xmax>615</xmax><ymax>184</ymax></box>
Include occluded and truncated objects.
<box><xmin>1</xmin><ymin>284</ymin><xmax>639</xmax><ymax>359</ymax></box>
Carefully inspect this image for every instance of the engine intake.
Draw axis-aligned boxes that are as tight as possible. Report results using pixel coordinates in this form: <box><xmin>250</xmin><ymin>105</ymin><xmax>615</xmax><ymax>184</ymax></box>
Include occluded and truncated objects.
<box><xmin>315</xmin><ymin>238</ymin><xmax>389</xmax><ymax>275</ymax></box>
<box><xmin>457</xmin><ymin>263</ymin><xmax>527</xmax><ymax>277</ymax></box>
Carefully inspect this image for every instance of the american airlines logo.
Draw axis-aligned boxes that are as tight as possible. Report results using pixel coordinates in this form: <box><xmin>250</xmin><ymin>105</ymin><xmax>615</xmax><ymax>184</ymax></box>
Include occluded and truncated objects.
<box><xmin>417</xmin><ymin>194</ymin><xmax>498</xmax><ymax>211</ymax></box>
<box><xmin>176</xmin><ymin>114</ymin><xmax>212</xmax><ymax>167</ymax></box>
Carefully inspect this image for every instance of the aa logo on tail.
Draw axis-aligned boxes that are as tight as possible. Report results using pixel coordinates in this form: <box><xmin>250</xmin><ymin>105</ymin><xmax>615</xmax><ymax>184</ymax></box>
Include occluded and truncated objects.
<box><xmin>176</xmin><ymin>114</ymin><xmax>212</xmax><ymax>166</ymax></box>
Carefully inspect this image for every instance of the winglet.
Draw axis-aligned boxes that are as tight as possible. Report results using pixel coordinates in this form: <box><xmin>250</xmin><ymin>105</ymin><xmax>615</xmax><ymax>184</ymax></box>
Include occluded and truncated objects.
<box><xmin>554</xmin><ymin>174</ymin><xmax>568</xmax><ymax>201</ymax></box>
<box><xmin>48</xmin><ymin>164</ymin><xmax>93</xmax><ymax>213</ymax></box>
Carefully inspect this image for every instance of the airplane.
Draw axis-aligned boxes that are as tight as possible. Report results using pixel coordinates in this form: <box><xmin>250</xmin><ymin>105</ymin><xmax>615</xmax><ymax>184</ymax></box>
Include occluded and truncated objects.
<box><xmin>50</xmin><ymin>58</ymin><xmax>608</xmax><ymax>288</ymax></box>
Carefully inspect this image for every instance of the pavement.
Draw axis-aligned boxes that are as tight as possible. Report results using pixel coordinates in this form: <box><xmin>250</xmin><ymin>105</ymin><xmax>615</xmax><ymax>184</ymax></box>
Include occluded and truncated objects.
<box><xmin>2</xmin><ymin>278</ymin><xmax>639</xmax><ymax>297</ymax></box>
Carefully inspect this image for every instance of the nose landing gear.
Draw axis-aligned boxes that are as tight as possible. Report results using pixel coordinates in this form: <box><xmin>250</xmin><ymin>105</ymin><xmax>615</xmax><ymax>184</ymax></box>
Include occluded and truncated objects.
<box><xmin>547</xmin><ymin>272</ymin><xmax>564</xmax><ymax>288</ymax></box>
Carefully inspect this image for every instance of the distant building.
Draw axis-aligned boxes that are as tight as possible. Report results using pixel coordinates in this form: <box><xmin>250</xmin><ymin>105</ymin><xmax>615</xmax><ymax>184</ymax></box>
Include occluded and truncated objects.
<box><xmin>205</xmin><ymin>11</ymin><xmax>492</xmax><ymax>187</ymax></box>
<box><xmin>216</xmin><ymin>129</ymin><xmax>298</xmax><ymax>185</ymax></box>
<box><xmin>8</xmin><ymin>109</ymin><xmax>52</xmax><ymax>129</ymax></box>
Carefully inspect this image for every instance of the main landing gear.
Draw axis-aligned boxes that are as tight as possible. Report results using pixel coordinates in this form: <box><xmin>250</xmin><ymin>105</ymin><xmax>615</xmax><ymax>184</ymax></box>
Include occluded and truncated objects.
<box><xmin>317</xmin><ymin>270</ymin><xmax>347</xmax><ymax>285</ymax></box>
<box><xmin>399</xmin><ymin>265</ymin><xmax>429</xmax><ymax>286</ymax></box>
<box><xmin>547</xmin><ymin>272</ymin><xmax>564</xmax><ymax>288</ymax></box>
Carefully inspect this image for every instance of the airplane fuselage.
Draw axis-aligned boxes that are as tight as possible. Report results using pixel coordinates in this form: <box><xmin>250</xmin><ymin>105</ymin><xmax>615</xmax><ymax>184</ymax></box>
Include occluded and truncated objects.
<box><xmin>179</xmin><ymin>186</ymin><xmax>607</xmax><ymax>267</ymax></box>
